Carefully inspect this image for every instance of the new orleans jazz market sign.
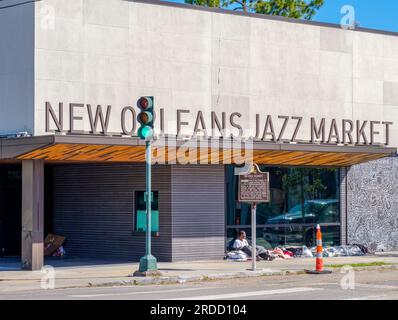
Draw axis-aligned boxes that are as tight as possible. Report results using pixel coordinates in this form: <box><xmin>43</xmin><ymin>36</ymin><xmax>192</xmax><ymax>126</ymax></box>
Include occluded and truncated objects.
<box><xmin>45</xmin><ymin>102</ymin><xmax>393</xmax><ymax>146</ymax></box>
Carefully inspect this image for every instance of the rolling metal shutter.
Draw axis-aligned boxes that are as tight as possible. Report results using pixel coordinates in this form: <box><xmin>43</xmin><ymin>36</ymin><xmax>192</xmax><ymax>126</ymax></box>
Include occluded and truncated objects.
<box><xmin>171</xmin><ymin>165</ymin><xmax>225</xmax><ymax>261</ymax></box>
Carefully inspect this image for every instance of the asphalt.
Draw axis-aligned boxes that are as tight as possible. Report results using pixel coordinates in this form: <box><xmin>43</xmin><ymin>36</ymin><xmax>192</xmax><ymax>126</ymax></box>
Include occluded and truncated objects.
<box><xmin>1</xmin><ymin>268</ymin><xmax>397</xmax><ymax>300</ymax></box>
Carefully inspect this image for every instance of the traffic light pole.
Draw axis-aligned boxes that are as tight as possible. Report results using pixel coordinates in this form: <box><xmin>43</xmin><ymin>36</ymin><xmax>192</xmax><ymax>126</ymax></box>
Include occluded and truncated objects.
<box><xmin>145</xmin><ymin>140</ymin><xmax>153</xmax><ymax>258</ymax></box>
<box><xmin>137</xmin><ymin>140</ymin><xmax>159</xmax><ymax>274</ymax></box>
<box><xmin>134</xmin><ymin>96</ymin><xmax>160</xmax><ymax>276</ymax></box>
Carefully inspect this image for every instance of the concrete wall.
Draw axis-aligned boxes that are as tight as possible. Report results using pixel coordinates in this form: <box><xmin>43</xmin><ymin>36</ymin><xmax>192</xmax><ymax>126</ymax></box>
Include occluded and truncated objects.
<box><xmin>32</xmin><ymin>0</ymin><xmax>398</xmax><ymax>148</ymax></box>
<box><xmin>347</xmin><ymin>156</ymin><xmax>398</xmax><ymax>251</ymax></box>
<box><xmin>0</xmin><ymin>0</ymin><xmax>34</xmax><ymax>135</ymax></box>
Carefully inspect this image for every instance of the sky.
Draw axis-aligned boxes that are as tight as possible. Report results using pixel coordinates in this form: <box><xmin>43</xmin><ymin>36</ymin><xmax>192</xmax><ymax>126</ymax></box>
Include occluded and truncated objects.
<box><xmin>165</xmin><ymin>0</ymin><xmax>398</xmax><ymax>33</ymax></box>
<box><xmin>314</xmin><ymin>0</ymin><xmax>398</xmax><ymax>32</ymax></box>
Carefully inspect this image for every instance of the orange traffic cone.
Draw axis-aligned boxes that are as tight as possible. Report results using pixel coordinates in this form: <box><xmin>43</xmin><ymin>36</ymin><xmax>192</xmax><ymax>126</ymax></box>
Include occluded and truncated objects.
<box><xmin>316</xmin><ymin>224</ymin><xmax>323</xmax><ymax>272</ymax></box>
<box><xmin>305</xmin><ymin>224</ymin><xmax>332</xmax><ymax>275</ymax></box>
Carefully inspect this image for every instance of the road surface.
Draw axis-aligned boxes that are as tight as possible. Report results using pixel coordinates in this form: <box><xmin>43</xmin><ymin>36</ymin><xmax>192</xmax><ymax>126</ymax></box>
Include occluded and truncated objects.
<box><xmin>1</xmin><ymin>269</ymin><xmax>397</xmax><ymax>300</ymax></box>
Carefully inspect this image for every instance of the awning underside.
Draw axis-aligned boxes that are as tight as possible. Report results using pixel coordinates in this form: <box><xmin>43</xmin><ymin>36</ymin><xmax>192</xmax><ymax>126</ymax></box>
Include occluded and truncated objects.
<box><xmin>15</xmin><ymin>142</ymin><xmax>394</xmax><ymax>167</ymax></box>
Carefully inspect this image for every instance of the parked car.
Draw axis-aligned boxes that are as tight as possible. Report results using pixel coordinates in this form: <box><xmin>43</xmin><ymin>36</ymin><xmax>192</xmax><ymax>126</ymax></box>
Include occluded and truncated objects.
<box><xmin>263</xmin><ymin>199</ymin><xmax>340</xmax><ymax>247</ymax></box>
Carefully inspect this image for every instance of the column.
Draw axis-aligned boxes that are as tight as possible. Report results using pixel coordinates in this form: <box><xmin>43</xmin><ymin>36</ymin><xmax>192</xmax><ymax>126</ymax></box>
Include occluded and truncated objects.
<box><xmin>340</xmin><ymin>167</ymin><xmax>348</xmax><ymax>246</ymax></box>
<box><xmin>21</xmin><ymin>160</ymin><xmax>44</xmax><ymax>270</ymax></box>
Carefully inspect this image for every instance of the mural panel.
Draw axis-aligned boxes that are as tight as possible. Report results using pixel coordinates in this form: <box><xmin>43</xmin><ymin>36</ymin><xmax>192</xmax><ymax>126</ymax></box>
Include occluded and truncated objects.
<box><xmin>347</xmin><ymin>156</ymin><xmax>398</xmax><ymax>251</ymax></box>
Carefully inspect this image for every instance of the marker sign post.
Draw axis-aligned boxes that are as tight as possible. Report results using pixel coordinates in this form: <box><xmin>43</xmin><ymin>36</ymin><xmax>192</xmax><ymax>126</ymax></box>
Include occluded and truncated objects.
<box><xmin>238</xmin><ymin>164</ymin><xmax>270</xmax><ymax>271</ymax></box>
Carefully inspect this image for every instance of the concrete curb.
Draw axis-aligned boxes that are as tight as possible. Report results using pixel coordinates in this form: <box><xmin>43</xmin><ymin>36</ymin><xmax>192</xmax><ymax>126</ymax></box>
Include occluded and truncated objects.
<box><xmin>374</xmin><ymin>252</ymin><xmax>398</xmax><ymax>258</ymax></box>
<box><xmin>86</xmin><ymin>264</ymin><xmax>398</xmax><ymax>288</ymax></box>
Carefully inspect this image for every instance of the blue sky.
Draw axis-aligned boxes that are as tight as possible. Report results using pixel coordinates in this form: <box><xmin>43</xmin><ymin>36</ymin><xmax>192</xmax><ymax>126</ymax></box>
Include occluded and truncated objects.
<box><xmin>165</xmin><ymin>0</ymin><xmax>398</xmax><ymax>33</ymax></box>
<box><xmin>314</xmin><ymin>0</ymin><xmax>398</xmax><ymax>32</ymax></box>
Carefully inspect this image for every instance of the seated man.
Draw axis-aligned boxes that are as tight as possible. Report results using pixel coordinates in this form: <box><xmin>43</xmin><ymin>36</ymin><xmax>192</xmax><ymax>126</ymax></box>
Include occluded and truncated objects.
<box><xmin>233</xmin><ymin>230</ymin><xmax>274</xmax><ymax>261</ymax></box>
<box><xmin>232</xmin><ymin>230</ymin><xmax>250</xmax><ymax>251</ymax></box>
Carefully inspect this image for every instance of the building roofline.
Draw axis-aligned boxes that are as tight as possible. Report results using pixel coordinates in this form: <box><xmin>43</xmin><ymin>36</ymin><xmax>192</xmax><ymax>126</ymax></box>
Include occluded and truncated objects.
<box><xmin>130</xmin><ymin>0</ymin><xmax>398</xmax><ymax>38</ymax></box>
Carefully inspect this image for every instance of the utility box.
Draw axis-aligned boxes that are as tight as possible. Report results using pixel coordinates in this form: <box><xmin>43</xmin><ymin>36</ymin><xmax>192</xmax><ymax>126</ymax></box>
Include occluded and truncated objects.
<box><xmin>136</xmin><ymin>210</ymin><xmax>159</xmax><ymax>232</ymax></box>
<box><xmin>135</xmin><ymin>190</ymin><xmax>159</xmax><ymax>232</ymax></box>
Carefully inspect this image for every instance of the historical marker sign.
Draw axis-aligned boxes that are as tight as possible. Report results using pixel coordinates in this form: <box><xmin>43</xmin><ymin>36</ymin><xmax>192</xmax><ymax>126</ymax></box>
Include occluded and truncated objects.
<box><xmin>238</xmin><ymin>164</ymin><xmax>270</xmax><ymax>203</ymax></box>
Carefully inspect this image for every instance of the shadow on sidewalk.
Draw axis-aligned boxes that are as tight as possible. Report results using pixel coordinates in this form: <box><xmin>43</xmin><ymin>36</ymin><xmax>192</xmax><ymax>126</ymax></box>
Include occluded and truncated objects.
<box><xmin>0</xmin><ymin>257</ymin><xmax>20</xmax><ymax>271</ymax></box>
<box><xmin>0</xmin><ymin>256</ymin><xmax>134</xmax><ymax>271</ymax></box>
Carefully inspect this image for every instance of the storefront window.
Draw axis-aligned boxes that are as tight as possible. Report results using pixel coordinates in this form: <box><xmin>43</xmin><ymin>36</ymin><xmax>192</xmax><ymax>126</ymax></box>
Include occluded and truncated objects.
<box><xmin>226</xmin><ymin>166</ymin><xmax>340</xmax><ymax>248</ymax></box>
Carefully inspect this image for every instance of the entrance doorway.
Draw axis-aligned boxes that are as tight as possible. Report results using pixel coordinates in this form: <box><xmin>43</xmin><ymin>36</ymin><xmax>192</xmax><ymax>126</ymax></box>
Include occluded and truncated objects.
<box><xmin>0</xmin><ymin>164</ymin><xmax>22</xmax><ymax>257</ymax></box>
<box><xmin>0</xmin><ymin>164</ymin><xmax>53</xmax><ymax>259</ymax></box>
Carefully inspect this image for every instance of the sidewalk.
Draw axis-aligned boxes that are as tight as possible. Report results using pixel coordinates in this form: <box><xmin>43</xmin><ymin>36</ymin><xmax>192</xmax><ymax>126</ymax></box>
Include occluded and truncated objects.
<box><xmin>1</xmin><ymin>255</ymin><xmax>397</xmax><ymax>292</ymax></box>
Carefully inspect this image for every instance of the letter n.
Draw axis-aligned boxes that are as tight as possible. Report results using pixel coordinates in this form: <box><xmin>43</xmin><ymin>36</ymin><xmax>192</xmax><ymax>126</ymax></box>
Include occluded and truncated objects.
<box><xmin>45</xmin><ymin>102</ymin><xmax>63</xmax><ymax>132</ymax></box>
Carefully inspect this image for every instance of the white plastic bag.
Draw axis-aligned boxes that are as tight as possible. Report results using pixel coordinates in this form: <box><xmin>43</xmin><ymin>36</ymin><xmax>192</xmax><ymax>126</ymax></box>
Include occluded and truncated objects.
<box><xmin>302</xmin><ymin>246</ymin><xmax>313</xmax><ymax>257</ymax></box>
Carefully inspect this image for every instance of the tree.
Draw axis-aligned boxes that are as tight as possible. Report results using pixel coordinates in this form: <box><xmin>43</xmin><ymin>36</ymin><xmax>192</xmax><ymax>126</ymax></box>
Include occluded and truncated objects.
<box><xmin>185</xmin><ymin>0</ymin><xmax>324</xmax><ymax>20</ymax></box>
<box><xmin>254</xmin><ymin>0</ymin><xmax>324</xmax><ymax>19</ymax></box>
<box><xmin>185</xmin><ymin>0</ymin><xmax>222</xmax><ymax>7</ymax></box>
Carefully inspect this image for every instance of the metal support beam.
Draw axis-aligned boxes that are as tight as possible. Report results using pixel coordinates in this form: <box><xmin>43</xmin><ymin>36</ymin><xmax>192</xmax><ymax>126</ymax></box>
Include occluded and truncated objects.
<box><xmin>21</xmin><ymin>160</ymin><xmax>44</xmax><ymax>271</ymax></box>
<box><xmin>251</xmin><ymin>203</ymin><xmax>257</xmax><ymax>271</ymax></box>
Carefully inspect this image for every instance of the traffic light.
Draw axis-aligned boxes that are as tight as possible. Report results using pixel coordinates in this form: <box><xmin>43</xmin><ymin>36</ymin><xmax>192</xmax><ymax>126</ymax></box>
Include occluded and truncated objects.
<box><xmin>137</xmin><ymin>96</ymin><xmax>154</xmax><ymax>139</ymax></box>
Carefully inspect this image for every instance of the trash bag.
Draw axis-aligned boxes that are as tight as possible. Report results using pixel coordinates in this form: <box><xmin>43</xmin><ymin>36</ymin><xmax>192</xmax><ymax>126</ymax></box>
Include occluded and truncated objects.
<box><xmin>340</xmin><ymin>245</ymin><xmax>365</xmax><ymax>256</ymax></box>
<box><xmin>227</xmin><ymin>251</ymin><xmax>248</xmax><ymax>261</ymax></box>
<box><xmin>259</xmin><ymin>251</ymin><xmax>275</xmax><ymax>261</ymax></box>
<box><xmin>302</xmin><ymin>246</ymin><xmax>313</xmax><ymax>257</ymax></box>
<box><xmin>313</xmin><ymin>245</ymin><xmax>365</xmax><ymax>257</ymax></box>
<box><xmin>52</xmin><ymin>245</ymin><xmax>66</xmax><ymax>257</ymax></box>
<box><xmin>240</xmin><ymin>245</ymin><xmax>275</xmax><ymax>261</ymax></box>
<box><xmin>324</xmin><ymin>246</ymin><xmax>338</xmax><ymax>257</ymax></box>
<box><xmin>352</xmin><ymin>244</ymin><xmax>369</xmax><ymax>255</ymax></box>
<box><xmin>284</xmin><ymin>246</ymin><xmax>313</xmax><ymax>258</ymax></box>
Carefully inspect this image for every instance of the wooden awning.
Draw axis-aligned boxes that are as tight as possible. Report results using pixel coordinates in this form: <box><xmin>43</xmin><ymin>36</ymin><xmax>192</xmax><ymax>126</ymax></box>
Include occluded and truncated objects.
<box><xmin>1</xmin><ymin>135</ymin><xmax>396</xmax><ymax>167</ymax></box>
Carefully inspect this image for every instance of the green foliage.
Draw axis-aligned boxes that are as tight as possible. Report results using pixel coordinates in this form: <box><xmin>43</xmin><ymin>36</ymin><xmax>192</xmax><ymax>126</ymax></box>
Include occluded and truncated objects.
<box><xmin>254</xmin><ymin>0</ymin><xmax>324</xmax><ymax>20</ymax></box>
<box><xmin>185</xmin><ymin>0</ymin><xmax>324</xmax><ymax>20</ymax></box>
<box><xmin>185</xmin><ymin>0</ymin><xmax>222</xmax><ymax>7</ymax></box>
<box><xmin>282</xmin><ymin>168</ymin><xmax>329</xmax><ymax>200</ymax></box>
<box><xmin>325</xmin><ymin>262</ymin><xmax>390</xmax><ymax>268</ymax></box>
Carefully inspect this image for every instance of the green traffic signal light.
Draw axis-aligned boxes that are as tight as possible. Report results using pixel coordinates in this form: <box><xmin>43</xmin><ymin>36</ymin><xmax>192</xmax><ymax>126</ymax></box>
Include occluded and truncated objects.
<box><xmin>138</xmin><ymin>126</ymin><xmax>154</xmax><ymax>139</ymax></box>
<box><xmin>137</xmin><ymin>96</ymin><xmax>154</xmax><ymax>140</ymax></box>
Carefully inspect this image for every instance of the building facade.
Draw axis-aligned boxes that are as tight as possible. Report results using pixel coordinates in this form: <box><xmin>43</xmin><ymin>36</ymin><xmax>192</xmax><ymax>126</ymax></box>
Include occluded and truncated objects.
<box><xmin>0</xmin><ymin>0</ymin><xmax>397</xmax><ymax>269</ymax></box>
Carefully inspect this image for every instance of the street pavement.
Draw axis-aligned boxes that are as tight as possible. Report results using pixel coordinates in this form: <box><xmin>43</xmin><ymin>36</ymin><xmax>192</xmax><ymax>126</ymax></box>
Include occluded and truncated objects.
<box><xmin>0</xmin><ymin>269</ymin><xmax>397</xmax><ymax>300</ymax></box>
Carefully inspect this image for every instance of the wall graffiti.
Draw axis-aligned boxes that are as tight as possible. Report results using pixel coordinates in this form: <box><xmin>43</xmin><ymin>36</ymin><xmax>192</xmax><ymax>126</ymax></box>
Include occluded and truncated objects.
<box><xmin>347</xmin><ymin>156</ymin><xmax>398</xmax><ymax>252</ymax></box>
